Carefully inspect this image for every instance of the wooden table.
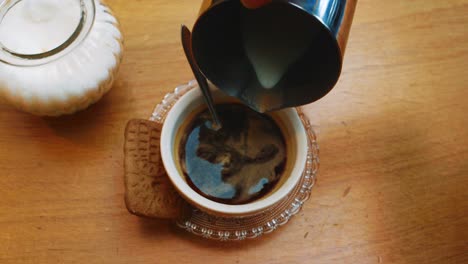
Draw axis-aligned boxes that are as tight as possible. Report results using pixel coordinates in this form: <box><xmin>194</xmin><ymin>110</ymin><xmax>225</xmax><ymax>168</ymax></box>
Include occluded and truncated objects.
<box><xmin>1</xmin><ymin>0</ymin><xmax>467</xmax><ymax>263</ymax></box>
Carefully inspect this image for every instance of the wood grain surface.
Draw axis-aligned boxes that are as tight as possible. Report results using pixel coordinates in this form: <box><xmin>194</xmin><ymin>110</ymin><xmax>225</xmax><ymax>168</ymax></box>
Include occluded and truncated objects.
<box><xmin>0</xmin><ymin>0</ymin><xmax>467</xmax><ymax>263</ymax></box>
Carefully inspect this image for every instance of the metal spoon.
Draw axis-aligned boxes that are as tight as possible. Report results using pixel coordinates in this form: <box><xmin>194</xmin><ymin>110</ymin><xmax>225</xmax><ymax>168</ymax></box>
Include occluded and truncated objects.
<box><xmin>181</xmin><ymin>25</ymin><xmax>222</xmax><ymax>130</ymax></box>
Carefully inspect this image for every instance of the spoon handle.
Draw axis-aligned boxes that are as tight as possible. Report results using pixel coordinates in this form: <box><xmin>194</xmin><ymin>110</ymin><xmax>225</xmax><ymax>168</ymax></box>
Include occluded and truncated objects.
<box><xmin>181</xmin><ymin>25</ymin><xmax>222</xmax><ymax>130</ymax></box>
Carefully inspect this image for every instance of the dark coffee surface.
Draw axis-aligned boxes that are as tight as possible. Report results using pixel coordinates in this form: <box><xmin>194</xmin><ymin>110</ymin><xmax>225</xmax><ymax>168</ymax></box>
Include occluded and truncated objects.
<box><xmin>179</xmin><ymin>103</ymin><xmax>287</xmax><ymax>205</ymax></box>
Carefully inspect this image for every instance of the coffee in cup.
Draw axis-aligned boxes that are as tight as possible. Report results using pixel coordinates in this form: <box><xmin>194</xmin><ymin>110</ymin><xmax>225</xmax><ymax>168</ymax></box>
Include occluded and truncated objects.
<box><xmin>176</xmin><ymin>103</ymin><xmax>293</xmax><ymax>205</ymax></box>
<box><xmin>161</xmin><ymin>87</ymin><xmax>307</xmax><ymax>217</ymax></box>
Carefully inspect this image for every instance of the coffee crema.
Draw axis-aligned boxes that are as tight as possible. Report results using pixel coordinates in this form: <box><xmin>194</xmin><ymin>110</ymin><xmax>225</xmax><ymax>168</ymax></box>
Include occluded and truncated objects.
<box><xmin>177</xmin><ymin>103</ymin><xmax>287</xmax><ymax>205</ymax></box>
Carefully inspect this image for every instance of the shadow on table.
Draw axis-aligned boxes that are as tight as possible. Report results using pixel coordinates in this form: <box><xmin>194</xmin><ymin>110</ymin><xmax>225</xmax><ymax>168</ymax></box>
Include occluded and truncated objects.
<box><xmin>44</xmin><ymin>81</ymin><xmax>131</xmax><ymax>140</ymax></box>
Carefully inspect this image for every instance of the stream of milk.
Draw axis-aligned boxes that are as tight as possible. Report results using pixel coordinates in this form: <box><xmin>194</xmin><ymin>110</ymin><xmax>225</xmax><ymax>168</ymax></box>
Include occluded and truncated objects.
<box><xmin>242</xmin><ymin>7</ymin><xmax>314</xmax><ymax>89</ymax></box>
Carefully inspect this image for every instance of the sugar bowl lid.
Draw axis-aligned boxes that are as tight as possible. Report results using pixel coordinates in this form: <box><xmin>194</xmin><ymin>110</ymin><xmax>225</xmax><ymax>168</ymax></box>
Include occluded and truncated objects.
<box><xmin>0</xmin><ymin>0</ymin><xmax>123</xmax><ymax>116</ymax></box>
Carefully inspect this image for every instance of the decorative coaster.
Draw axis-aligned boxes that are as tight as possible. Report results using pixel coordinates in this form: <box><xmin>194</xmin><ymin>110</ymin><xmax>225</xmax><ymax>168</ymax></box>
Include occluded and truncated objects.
<box><xmin>149</xmin><ymin>80</ymin><xmax>320</xmax><ymax>241</ymax></box>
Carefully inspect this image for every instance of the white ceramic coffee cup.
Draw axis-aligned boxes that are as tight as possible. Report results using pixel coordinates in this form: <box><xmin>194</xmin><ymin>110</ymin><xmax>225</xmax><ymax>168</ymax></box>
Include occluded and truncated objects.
<box><xmin>160</xmin><ymin>87</ymin><xmax>308</xmax><ymax>217</ymax></box>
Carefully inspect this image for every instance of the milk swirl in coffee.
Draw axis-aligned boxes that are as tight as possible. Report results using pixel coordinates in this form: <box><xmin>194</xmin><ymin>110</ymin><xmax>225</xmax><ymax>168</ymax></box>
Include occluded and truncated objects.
<box><xmin>178</xmin><ymin>103</ymin><xmax>287</xmax><ymax>205</ymax></box>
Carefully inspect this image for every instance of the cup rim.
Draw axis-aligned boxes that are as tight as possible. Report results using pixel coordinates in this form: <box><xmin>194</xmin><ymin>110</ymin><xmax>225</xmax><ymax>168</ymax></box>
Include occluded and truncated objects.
<box><xmin>160</xmin><ymin>87</ymin><xmax>308</xmax><ymax>217</ymax></box>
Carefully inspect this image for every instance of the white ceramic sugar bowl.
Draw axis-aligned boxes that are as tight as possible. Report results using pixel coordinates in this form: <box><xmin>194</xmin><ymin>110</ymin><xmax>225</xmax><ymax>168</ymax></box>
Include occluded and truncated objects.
<box><xmin>0</xmin><ymin>0</ymin><xmax>123</xmax><ymax>116</ymax></box>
